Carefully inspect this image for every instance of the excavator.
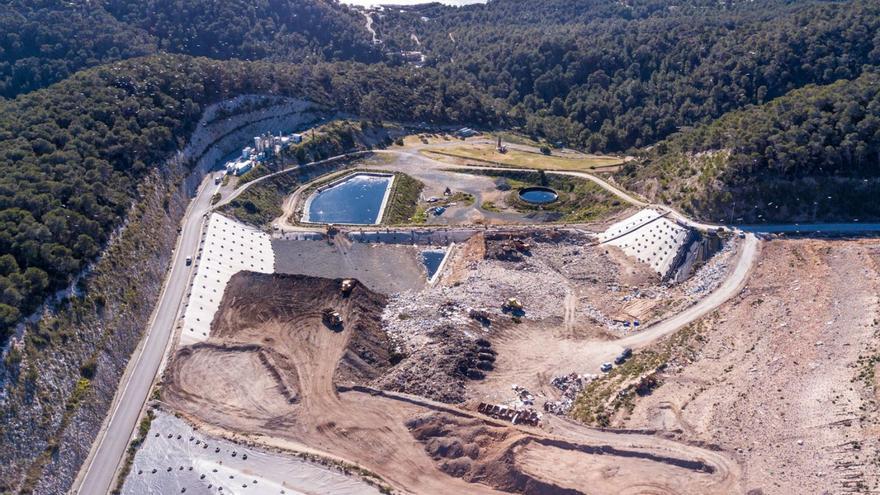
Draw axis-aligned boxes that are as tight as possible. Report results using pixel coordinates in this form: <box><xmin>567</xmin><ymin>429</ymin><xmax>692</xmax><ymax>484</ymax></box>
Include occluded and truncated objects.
<box><xmin>502</xmin><ymin>298</ymin><xmax>523</xmax><ymax>312</ymax></box>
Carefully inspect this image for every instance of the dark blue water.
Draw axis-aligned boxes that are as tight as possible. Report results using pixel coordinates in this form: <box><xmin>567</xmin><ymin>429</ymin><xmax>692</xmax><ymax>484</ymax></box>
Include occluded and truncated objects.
<box><xmin>738</xmin><ymin>223</ymin><xmax>880</xmax><ymax>233</ymax></box>
<box><xmin>307</xmin><ymin>175</ymin><xmax>392</xmax><ymax>224</ymax></box>
<box><xmin>421</xmin><ymin>250</ymin><xmax>446</xmax><ymax>279</ymax></box>
<box><xmin>519</xmin><ymin>187</ymin><xmax>558</xmax><ymax>204</ymax></box>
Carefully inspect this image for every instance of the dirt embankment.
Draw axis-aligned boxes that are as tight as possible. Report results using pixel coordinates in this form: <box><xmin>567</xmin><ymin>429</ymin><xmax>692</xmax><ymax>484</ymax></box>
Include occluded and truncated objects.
<box><xmin>406</xmin><ymin>411</ymin><xmax>736</xmax><ymax>495</ymax></box>
<box><xmin>205</xmin><ymin>272</ymin><xmax>391</xmax><ymax>385</ymax></box>
<box><xmin>617</xmin><ymin>239</ymin><xmax>880</xmax><ymax>494</ymax></box>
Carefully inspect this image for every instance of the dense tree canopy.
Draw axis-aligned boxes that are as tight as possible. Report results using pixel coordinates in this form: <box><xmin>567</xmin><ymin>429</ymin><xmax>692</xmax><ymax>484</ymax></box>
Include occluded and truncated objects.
<box><xmin>619</xmin><ymin>71</ymin><xmax>880</xmax><ymax>222</ymax></box>
<box><xmin>0</xmin><ymin>0</ymin><xmax>379</xmax><ymax>98</ymax></box>
<box><xmin>375</xmin><ymin>0</ymin><xmax>880</xmax><ymax>151</ymax></box>
<box><xmin>0</xmin><ymin>54</ymin><xmax>498</xmax><ymax>342</ymax></box>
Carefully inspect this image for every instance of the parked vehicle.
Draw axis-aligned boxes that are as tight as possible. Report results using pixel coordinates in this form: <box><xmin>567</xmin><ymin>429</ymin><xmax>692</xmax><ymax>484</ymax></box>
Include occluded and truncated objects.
<box><xmin>614</xmin><ymin>348</ymin><xmax>633</xmax><ymax>365</ymax></box>
<box><xmin>600</xmin><ymin>362</ymin><xmax>613</xmax><ymax>373</ymax></box>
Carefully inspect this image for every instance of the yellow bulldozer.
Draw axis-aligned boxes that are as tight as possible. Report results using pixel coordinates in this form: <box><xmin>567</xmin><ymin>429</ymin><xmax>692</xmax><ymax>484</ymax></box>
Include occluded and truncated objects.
<box><xmin>502</xmin><ymin>298</ymin><xmax>523</xmax><ymax>312</ymax></box>
<box><xmin>340</xmin><ymin>279</ymin><xmax>356</xmax><ymax>296</ymax></box>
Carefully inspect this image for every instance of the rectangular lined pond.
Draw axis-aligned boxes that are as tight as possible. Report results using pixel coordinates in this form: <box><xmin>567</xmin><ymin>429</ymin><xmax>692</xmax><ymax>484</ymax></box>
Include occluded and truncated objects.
<box><xmin>302</xmin><ymin>173</ymin><xmax>394</xmax><ymax>225</ymax></box>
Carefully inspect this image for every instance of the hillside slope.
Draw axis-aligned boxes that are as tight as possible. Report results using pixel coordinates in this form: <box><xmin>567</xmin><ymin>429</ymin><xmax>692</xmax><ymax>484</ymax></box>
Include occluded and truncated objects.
<box><xmin>0</xmin><ymin>54</ymin><xmax>497</xmax><ymax>345</ymax></box>
<box><xmin>0</xmin><ymin>0</ymin><xmax>378</xmax><ymax>98</ymax></box>
<box><xmin>618</xmin><ymin>72</ymin><xmax>880</xmax><ymax>223</ymax></box>
<box><xmin>375</xmin><ymin>0</ymin><xmax>880</xmax><ymax>151</ymax></box>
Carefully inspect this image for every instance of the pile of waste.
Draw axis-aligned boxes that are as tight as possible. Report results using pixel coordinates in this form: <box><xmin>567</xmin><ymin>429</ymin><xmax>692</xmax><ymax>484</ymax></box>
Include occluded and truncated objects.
<box><xmin>543</xmin><ymin>372</ymin><xmax>597</xmax><ymax>415</ymax></box>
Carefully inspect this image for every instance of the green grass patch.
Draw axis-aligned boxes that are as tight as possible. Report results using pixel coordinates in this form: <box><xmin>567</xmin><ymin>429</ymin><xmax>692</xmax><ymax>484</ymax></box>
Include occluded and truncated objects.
<box><xmin>460</xmin><ymin>169</ymin><xmax>625</xmax><ymax>222</ymax></box>
<box><xmin>383</xmin><ymin>172</ymin><xmax>425</xmax><ymax>225</ymax></box>
<box><xmin>219</xmin><ymin>173</ymin><xmax>298</xmax><ymax>227</ymax></box>
<box><xmin>570</xmin><ymin>322</ymin><xmax>706</xmax><ymax>426</ymax></box>
<box><xmin>423</xmin><ymin>144</ymin><xmax>623</xmax><ymax>172</ymax></box>
<box><xmin>481</xmin><ymin>200</ymin><xmax>500</xmax><ymax>212</ymax></box>
<box><xmin>236</xmin><ymin>164</ymin><xmax>272</xmax><ymax>185</ymax></box>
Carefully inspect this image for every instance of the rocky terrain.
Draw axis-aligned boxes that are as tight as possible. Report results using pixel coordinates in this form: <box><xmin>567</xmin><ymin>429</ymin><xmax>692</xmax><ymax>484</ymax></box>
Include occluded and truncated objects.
<box><xmin>614</xmin><ymin>239</ymin><xmax>880</xmax><ymax>494</ymax></box>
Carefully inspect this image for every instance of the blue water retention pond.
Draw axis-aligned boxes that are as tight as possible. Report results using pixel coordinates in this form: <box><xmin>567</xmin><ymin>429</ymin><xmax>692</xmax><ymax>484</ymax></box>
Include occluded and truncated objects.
<box><xmin>518</xmin><ymin>187</ymin><xmax>559</xmax><ymax>204</ymax></box>
<box><xmin>304</xmin><ymin>173</ymin><xmax>393</xmax><ymax>225</ymax></box>
<box><xmin>421</xmin><ymin>249</ymin><xmax>447</xmax><ymax>280</ymax></box>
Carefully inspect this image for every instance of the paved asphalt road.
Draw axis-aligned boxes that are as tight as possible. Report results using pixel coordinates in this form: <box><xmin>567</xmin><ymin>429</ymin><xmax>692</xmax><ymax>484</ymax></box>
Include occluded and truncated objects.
<box><xmin>73</xmin><ymin>175</ymin><xmax>218</xmax><ymax>495</ymax></box>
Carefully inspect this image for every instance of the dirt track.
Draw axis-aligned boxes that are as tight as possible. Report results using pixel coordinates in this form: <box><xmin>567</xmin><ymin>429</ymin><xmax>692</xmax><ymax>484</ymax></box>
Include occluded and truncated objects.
<box><xmin>621</xmin><ymin>239</ymin><xmax>880</xmax><ymax>494</ymax></box>
<box><xmin>162</xmin><ymin>272</ymin><xmax>744</xmax><ymax>494</ymax></box>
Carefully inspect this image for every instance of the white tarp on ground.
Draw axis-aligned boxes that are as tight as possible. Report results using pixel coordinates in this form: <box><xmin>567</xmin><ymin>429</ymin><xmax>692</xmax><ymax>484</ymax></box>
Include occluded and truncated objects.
<box><xmin>180</xmin><ymin>214</ymin><xmax>274</xmax><ymax>345</ymax></box>
<box><xmin>122</xmin><ymin>411</ymin><xmax>381</xmax><ymax>495</ymax></box>
<box><xmin>600</xmin><ymin>208</ymin><xmax>690</xmax><ymax>277</ymax></box>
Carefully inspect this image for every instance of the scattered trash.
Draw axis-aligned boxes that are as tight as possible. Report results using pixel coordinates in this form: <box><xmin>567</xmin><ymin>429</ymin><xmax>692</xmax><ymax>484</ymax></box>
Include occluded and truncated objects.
<box><xmin>477</xmin><ymin>402</ymin><xmax>541</xmax><ymax>426</ymax></box>
<box><xmin>543</xmin><ymin>372</ymin><xmax>597</xmax><ymax>415</ymax></box>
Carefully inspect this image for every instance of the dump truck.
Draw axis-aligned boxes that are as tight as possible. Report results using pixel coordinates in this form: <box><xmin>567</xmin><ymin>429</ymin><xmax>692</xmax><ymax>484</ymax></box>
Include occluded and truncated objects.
<box><xmin>340</xmin><ymin>279</ymin><xmax>356</xmax><ymax>296</ymax></box>
<box><xmin>322</xmin><ymin>308</ymin><xmax>343</xmax><ymax>329</ymax></box>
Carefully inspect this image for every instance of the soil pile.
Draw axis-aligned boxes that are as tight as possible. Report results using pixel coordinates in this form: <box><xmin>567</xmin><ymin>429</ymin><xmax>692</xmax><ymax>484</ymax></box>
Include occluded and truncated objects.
<box><xmin>212</xmin><ymin>272</ymin><xmax>392</xmax><ymax>384</ymax></box>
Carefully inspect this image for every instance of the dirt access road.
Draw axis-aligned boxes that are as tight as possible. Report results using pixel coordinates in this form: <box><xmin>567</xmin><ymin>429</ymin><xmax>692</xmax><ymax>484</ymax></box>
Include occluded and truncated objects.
<box><xmin>72</xmin><ymin>175</ymin><xmax>220</xmax><ymax>495</ymax></box>
<box><xmin>85</xmin><ymin>131</ymin><xmax>757</xmax><ymax>494</ymax></box>
<box><xmin>253</xmin><ymin>143</ymin><xmax>719</xmax><ymax>233</ymax></box>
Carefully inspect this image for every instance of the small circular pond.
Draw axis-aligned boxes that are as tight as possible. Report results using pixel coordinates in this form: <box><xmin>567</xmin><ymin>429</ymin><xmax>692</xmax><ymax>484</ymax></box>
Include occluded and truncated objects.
<box><xmin>518</xmin><ymin>186</ymin><xmax>559</xmax><ymax>204</ymax></box>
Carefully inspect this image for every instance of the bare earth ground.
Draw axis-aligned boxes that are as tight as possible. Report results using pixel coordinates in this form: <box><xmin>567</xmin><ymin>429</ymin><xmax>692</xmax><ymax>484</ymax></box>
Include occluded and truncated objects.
<box><xmin>620</xmin><ymin>239</ymin><xmax>880</xmax><ymax>494</ymax></box>
<box><xmin>161</xmin><ymin>271</ymin><xmax>742</xmax><ymax>494</ymax></box>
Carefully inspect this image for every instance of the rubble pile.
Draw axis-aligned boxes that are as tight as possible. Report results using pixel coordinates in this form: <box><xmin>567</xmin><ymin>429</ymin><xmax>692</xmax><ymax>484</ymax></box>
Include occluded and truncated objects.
<box><xmin>477</xmin><ymin>402</ymin><xmax>541</xmax><ymax>427</ymax></box>
<box><xmin>511</xmin><ymin>384</ymin><xmax>535</xmax><ymax>407</ymax></box>
<box><xmin>487</xmin><ymin>238</ymin><xmax>531</xmax><ymax>261</ymax></box>
<box><xmin>382</xmin><ymin>253</ymin><xmax>570</xmax><ymax>351</ymax></box>
<box><xmin>543</xmin><ymin>372</ymin><xmax>597</xmax><ymax>415</ymax></box>
<box><xmin>374</xmin><ymin>327</ymin><xmax>496</xmax><ymax>403</ymax></box>
<box><xmin>684</xmin><ymin>238</ymin><xmax>735</xmax><ymax>296</ymax></box>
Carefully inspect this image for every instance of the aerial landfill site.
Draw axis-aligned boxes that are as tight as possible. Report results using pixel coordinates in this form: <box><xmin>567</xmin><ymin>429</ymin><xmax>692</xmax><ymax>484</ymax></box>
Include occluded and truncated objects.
<box><xmin>115</xmin><ymin>135</ymin><xmax>879</xmax><ymax>495</ymax></box>
<box><xmin>6</xmin><ymin>3</ymin><xmax>880</xmax><ymax>494</ymax></box>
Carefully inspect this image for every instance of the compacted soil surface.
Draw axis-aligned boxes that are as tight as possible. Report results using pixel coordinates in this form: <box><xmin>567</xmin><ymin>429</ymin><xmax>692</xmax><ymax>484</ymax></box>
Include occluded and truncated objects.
<box><xmin>162</xmin><ymin>272</ymin><xmax>744</xmax><ymax>494</ymax></box>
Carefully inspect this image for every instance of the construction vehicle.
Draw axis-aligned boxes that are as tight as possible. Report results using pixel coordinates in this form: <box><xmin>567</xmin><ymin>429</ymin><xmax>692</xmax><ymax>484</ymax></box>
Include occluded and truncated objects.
<box><xmin>340</xmin><ymin>279</ymin><xmax>356</xmax><ymax>296</ymax></box>
<box><xmin>321</xmin><ymin>308</ymin><xmax>343</xmax><ymax>329</ymax></box>
<box><xmin>502</xmin><ymin>298</ymin><xmax>523</xmax><ymax>312</ymax></box>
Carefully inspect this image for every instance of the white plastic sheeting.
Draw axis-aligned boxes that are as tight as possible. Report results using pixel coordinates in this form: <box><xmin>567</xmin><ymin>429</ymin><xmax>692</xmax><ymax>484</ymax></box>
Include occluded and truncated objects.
<box><xmin>180</xmin><ymin>214</ymin><xmax>274</xmax><ymax>345</ymax></box>
<box><xmin>600</xmin><ymin>209</ymin><xmax>690</xmax><ymax>277</ymax></box>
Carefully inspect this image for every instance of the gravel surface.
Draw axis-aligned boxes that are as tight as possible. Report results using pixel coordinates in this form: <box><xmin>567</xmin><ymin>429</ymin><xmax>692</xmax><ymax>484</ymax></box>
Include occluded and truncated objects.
<box><xmin>273</xmin><ymin>238</ymin><xmax>427</xmax><ymax>295</ymax></box>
